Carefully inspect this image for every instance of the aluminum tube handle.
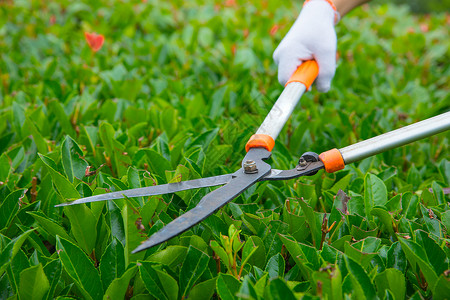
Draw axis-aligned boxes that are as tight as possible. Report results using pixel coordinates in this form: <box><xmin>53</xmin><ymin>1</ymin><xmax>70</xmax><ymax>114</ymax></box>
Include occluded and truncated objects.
<box><xmin>256</xmin><ymin>82</ymin><xmax>307</xmax><ymax>140</ymax></box>
<box><xmin>341</xmin><ymin>111</ymin><xmax>450</xmax><ymax>164</ymax></box>
<box><xmin>245</xmin><ymin>61</ymin><xmax>319</xmax><ymax>152</ymax></box>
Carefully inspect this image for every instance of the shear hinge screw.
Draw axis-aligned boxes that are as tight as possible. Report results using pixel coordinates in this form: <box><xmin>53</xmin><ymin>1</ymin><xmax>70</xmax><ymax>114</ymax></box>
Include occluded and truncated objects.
<box><xmin>298</xmin><ymin>158</ymin><xmax>308</xmax><ymax>167</ymax></box>
<box><xmin>243</xmin><ymin>160</ymin><xmax>258</xmax><ymax>174</ymax></box>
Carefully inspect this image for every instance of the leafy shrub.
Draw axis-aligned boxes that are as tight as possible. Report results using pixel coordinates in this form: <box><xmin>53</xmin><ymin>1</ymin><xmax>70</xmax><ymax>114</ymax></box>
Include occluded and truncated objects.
<box><xmin>0</xmin><ymin>0</ymin><xmax>449</xmax><ymax>299</ymax></box>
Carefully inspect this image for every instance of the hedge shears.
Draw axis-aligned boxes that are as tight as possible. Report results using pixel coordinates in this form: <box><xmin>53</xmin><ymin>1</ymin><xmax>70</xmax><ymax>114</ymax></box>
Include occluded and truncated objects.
<box><xmin>56</xmin><ymin>61</ymin><xmax>450</xmax><ymax>253</ymax></box>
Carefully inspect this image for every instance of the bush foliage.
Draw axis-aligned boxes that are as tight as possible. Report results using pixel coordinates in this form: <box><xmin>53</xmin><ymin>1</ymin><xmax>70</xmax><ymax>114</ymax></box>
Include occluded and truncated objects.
<box><xmin>0</xmin><ymin>0</ymin><xmax>449</xmax><ymax>299</ymax></box>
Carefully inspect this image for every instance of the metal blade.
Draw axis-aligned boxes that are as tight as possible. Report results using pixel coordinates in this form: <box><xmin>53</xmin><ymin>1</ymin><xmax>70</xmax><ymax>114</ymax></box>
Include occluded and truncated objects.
<box><xmin>132</xmin><ymin>148</ymin><xmax>272</xmax><ymax>253</ymax></box>
<box><xmin>262</xmin><ymin>161</ymin><xmax>324</xmax><ymax>180</ymax></box>
<box><xmin>55</xmin><ymin>174</ymin><xmax>233</xmax><ymax>207</ymax></box>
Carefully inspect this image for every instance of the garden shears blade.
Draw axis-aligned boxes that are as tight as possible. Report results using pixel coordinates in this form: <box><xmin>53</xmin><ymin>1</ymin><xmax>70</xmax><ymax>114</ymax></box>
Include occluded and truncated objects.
<box><xmin>55</xmin><ymin>174</ymin><xmax>234</xmax><ymax>207</ymax></box>
<box><xmin>133</xmin><ymin>148</ymin><xmax>273</xmax><ymax>252</ymax></box>
<box><xmin>133</xmin><ymin>148</ymin><xmax>326</xmax><ymax>253</ymax></box>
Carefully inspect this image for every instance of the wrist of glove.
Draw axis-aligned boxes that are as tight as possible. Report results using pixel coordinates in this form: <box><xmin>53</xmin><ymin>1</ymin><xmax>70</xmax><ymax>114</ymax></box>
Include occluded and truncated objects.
<box><xmin>273</xmin><ymin>0</ymin><xmax>338</xmax><ymax>92</ymax></box>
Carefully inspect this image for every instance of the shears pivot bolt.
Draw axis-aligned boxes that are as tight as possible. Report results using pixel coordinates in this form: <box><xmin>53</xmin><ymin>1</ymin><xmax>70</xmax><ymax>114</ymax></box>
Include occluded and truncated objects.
<box><xmin>298</xmin><ymin>158</ymin><xmax>308</xmax><ymax>167</ymax></box>
<box><xmin>243</xmin><ymin>160</ymin><xmax>258</xmax><ymax>174</ymax></box>
<box><xmin>296</xmin><ymin>152</ymin><xmax>320</xmax><ymax>174</ymax></box>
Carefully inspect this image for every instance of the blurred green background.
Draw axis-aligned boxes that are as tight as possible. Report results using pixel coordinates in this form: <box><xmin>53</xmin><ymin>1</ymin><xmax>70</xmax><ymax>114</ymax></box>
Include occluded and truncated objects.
<box><xmin>383</xmin><ymin>0</ymin><xmax>450</xmax><ymax>13</ymax></box>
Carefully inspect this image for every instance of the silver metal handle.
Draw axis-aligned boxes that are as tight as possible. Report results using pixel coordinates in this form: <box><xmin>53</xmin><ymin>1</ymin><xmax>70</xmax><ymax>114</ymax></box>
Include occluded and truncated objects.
<box><xmin>255</xmin><ymin>82</ymin><xmax>307</xmax><ymax>141</ymax></box>
<box><xmin>340</xmin><ymin>111</ymin><xmax>450</xmax><ymax>164</ymax></box>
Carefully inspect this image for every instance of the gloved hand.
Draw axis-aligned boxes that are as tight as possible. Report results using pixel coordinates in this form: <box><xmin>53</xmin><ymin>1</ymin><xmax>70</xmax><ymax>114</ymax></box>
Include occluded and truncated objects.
<box><xmin>273</xmin><ymin>0</ymin><xmax>339</xmax><ymax>92</ymax></box>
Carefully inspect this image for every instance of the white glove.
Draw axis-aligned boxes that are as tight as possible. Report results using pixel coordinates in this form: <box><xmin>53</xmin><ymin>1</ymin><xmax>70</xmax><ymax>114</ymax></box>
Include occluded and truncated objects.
<box><xmin>273</xmin><ymin>0</ymin><xmax>338</xmax><ymax>92</ymax></box>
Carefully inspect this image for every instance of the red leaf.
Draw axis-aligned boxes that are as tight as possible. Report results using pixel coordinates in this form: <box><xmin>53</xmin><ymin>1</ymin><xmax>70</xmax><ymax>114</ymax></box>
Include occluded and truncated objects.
<box><xmin>84</xmin><ymin>32</ymin><xmax>104</xmax><ymax>52</ymax></box>
<box><xmin>224</xmin><ymin>0</ymin><xmax>236</xmax><ymax>7</ymax></box>
<box><xmin>269</xmin><ymin>24</ymin><xmax>279</xmax><ymax>36</ymax></box>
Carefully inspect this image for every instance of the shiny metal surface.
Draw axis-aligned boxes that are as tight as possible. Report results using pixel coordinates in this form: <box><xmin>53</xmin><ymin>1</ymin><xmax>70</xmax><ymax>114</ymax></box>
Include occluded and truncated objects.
<box><xmin>340</xmin><ymin>111</ymin><xmax>450</xmax><ymax>164</ymax></box>
<box><xmin>256</xmin><ymin>82</ymin><xmax>307</xmax><ymax>140</ymax></box>
<box><xmin>262</xmin><ymin>161</ymin><xmax>324</xmax><ymax>180</ymax></box>
<box><xmin>55</xmin><ymin>174</ymin><xmax>233</xmax><ymax>207</ymax></box>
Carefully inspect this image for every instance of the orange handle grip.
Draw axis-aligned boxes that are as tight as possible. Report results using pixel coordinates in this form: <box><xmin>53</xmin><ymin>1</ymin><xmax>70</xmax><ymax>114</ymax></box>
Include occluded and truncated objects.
<box><xmin>245</xmin><ymin>134</ymin><xmax>275</xmax><ymax>152</ymax></box>
<box><xmin>319</xmin><ymin>148</ymin><xmax>345</xmax><ymax>173</ymax></box>
<box><xmin>285</xmin><ymin>60</ymin><xmax>319</xmax><ymax>89</ymax></box>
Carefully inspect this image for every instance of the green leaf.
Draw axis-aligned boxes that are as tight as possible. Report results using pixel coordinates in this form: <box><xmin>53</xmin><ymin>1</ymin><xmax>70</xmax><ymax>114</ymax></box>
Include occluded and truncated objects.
<box><xmin>374</xmin><ymin>268</ymin><xmax>406</xmax><ymax>300</ymax></box>
<box><xmin>442</xmin><ymin>210</ymin><xmax>450</xmax><ymax>233</ymax></box>
<box><xmin>127</xmin><ymin>167</ymin><xmax>144</xmax><ymax>206</ymax></box>
<box><xmin>203</xmin><ymin>211</ymin><xmax>228</xmax><ymax>239</ymax></box>
<box><xmin>216</xmin><ymin>273</ymin><xmax>240</xmax><ymax>300</ymax></box>
<box><xmin>296</xmin><ymin>182</ymin><xmax>317</xmax><ymax>203</ymax></box>
<box><xmin>264</xmin><ymin>278</ymin><xmax>297</xmax><ymax>300</ymax></box>
<box><xmin>64</xmin><ymin>205</ymin><xmax>97</xmax><ymax>254</ymax></box>
<box><xmin>420</xmin><ymin>204</ymin><xmax>444</xmax><ymax>238</ymax></box>
<box><xmin>144</xmin><ymin>149</ymin><xmax>172</xmax><ymax>179</ymax></box>
<box><xmin>370</xmin><ymin>206</ymin><xmax>394</xmax><ymax>235</ymax></box>
<box><xmin>401</xmin><ymin>192</ymin><xmax>419</xmax><ymax>219</ymax></box>
<box><xmin>265</xmin><ymin>253</ymin><xmax>285</xmax><ymax>279</ymax></box>
<box><xmin>329</xmin><ymin>174</ymin><xmax>353</xmax><ymax>194</ymax></box>
<box><xmin>407</xmin><ymin>165</ymin><xmax>421</xmax><ymax>190</ymax></box>
<box><xmin>350</xmin><ymin>225</ymin><xmax>378</xmax><ymax>240</ymax></box>
<box><xmin>185</xmin><ymin>277</ymin><xmax>216</xmax><ymax>300</ymax></box>
<box><xmin>415</xmin><ymin>230</ymin><xmax>448</xmax><ymax>276</ymax></box>
<box><xmin>386</xmin><ymin>242</ymin><xmax>407</xmax><ymax>273</ymax></box>
<box><xmin>147</xmin><ymin>245</ymin><xmax>188</xmax><ymax>269</ymax></box>
<box><xmin>56</xmin><ymin>236</ymin><xmax>103</xmax><ymax>300</ymax></box>
<box><xmin>278</xmin><ymin>234</ymin><xmax>319</xmax><ymax>280</ymax></box>
<box><xmin>139</xmin><ymin>261</ymin><xmax>178</xmax><ymax>300</ymax></box>
<box><xmin>342</xmin><ymin>273</ymin><xmax>366</xmax><ymax>300</ymax></box>
<box><xmin>397</xmin><ymin>236</ymin><xmax>438</xmax><ymax>289</ymax></box>
<box><xmin>263</xmin><ymin>221</ymin><xmax>289</xmax><ymax>259</ymax></box>
<box><xmin>39</xmin><ymin>153</ymin><xmax>80</xmax><ymax>200</ymax></box>
<box><xmin>107</xmin><ymin>201</ymin><xmax>126</xmax><ymax>247</ymax></box>
<box><xmin>0</xmin><ymin>153</ymin><xmax>11</xmax><ymax>184</ymax></box>
<box><xmin>438</xmin><ymin>159</ymin><xmax>449</xmax><ymax>184</ymax></box>
<box><xmin>7</xmin><ymin>249</ymin><xmax>29</xmax><ymax>294</ymax></box>
<box><xmin>432</xmin><ymin>274</ymin><xmax>450</xmax><ymax>299</ymax></box>
<box><xmin>431</xmin><ymin>181</ymin><xmax>445</xmax><ymax>205</ymax></box>
<box><xmin>364</xmin><ymin>174</ymin><xmax>387</xmax><ymax>221</ymax></box>
<box><xmin>344</xmin><ymin>241</ymin><xmax>378</xmax><ymax>269</ymax></box>
<box><xmin>208</xmin><ymin>87</ymin><xmax>227</xmax><ymax>119</ymax></box>
<box><xmin>47</xmin><ymin>100</ymin><xmax>76</xmax><ymax>137</ymax></box>
<box><xmin>43</xmin><ymin>259</ymin><xmax>63</xmax><ymax>300</ymax></box>
<box><xmin>237</xmin><ymin>276</ymin><xmax>259</xmax><ymax>300</ymax></box>
<box><xmin>242</xmin><ymin>236</ymin><xmax>265</xmax><ymax>270</ymax></box>
<box><xmin>210</xmin><ymin>240</ymin><xmax>231</xmax><ymax>270</ymax></box>
<box><xmin>385</xmin><ymin>194</ymin><xmax>402</xmax><ymax>212</ymax></box>
<box><xmin>0</xmin><ymin>189</ymin><xmax>26</xmax><ymax>230</ymax></box>
<box><xmin>18</xmin><ymin>264</ymin><xmax>49</xmax><ymax>300</ymax></box>
<box><xmin>104</xmin><ymin>265</ymin><xmax>138</xmax><ymax>300</ymax></box>
<box><xmin>343</xmin><ymin>255</ymin><xmax>377</xmax><ymax>300</ymax></box>
<box><xmin>23</xmin><ymin>117</ymin><xmax>48</xmax><ymax>154</ymax></box>
<box><xmin>122</xmin><ymin>201</ymin><xmax>146</xmax><ymax>264</ymax></box>
<box><xmin>27</xmin><ymin>211</ymin><xmax>73</xmax><ymax>243</ymax></box>
<box><xmin>61</xmin><ymin>135</ymin><xmax>88</xmax><ymax>183</ymax></box>
<box><xmin>98</xmin><ymin>122</ymin><xmax>129</xmax><ymax>177</ymax></box>
<box><xmin>0</xmin><ymin>229</ymin><xmax>34</xmax><ymax>274</ymax></box>
<box><xmin>100</xmin><ymin>237</ymin><xmax>126</xmax><ymax>292</ymax></box>
<box><xmin>254</xmin><ymin>273</ymin><xmax>269</xmax><ymax>298</ymax></box>
<box><xmin>298</xmin><ymin>198</ymin><xmax>322</xmax><ymax>249</ymax></box>
<box><xmin>312</xmin><ymin>266</ymin><xmax>342</xmax><ymax>300</ymax></box>
<box><xmin>283</xmin><ymin>202</ymin><xmax>308</xmax><ymax>242</ymax></box>
<box><xmin>421</xmin><ymin>188</ymin><xmax>436</xmax><ymax>206</ymax></box>
<box><xmin>179</xmin><ymin>246</ymin><xmax>210</xmax><ymax>297</ymax></box>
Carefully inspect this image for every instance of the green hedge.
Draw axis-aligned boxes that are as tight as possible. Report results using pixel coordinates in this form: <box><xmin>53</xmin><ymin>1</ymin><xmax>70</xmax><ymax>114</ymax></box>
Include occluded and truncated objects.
<box><xmin>0</xmin><ymin>1</ymin><xmax>448</xmax><ymax>299</ymax></box>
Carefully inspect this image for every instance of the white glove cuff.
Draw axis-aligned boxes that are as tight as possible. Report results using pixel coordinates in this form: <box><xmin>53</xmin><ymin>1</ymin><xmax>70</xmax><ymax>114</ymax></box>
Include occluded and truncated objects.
<box><xmin>304</xmin><ymin>0</ymin><xmax>341</xmax><ymax>25</ymax></box>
